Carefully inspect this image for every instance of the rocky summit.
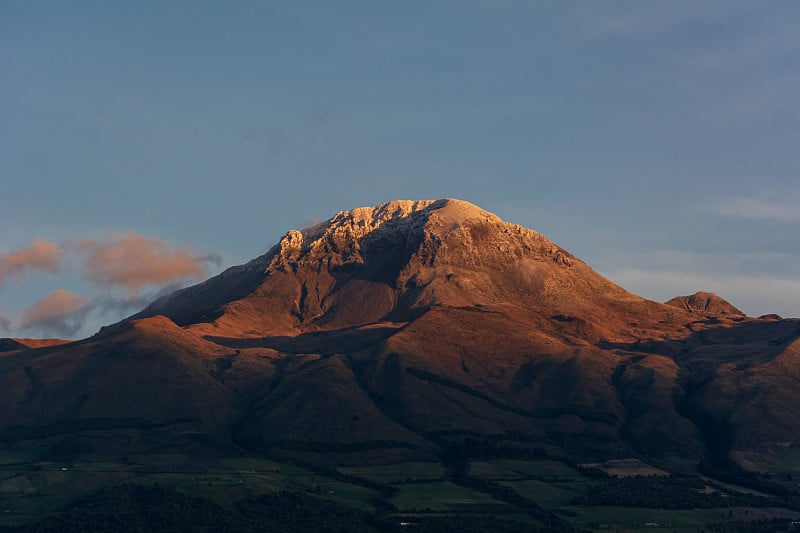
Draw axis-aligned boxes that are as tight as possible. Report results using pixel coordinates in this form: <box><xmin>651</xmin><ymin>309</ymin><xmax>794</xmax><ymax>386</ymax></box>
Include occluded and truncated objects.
<box><xmin>2</xmin><ymin>199</ymin><xmax>800</xmax><ymax>478</ymax></box>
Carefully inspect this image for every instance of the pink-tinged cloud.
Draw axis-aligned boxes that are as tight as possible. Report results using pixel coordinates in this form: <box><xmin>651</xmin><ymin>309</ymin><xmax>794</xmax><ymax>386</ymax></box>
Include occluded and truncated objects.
<box><xmin>0</xmin><ymin>313</ymin><xmax>10</xmax><ymax>333</ymax></box>
<box><xmin>19</xmin><ymin>289</ymin><xmax>92</xmax><ymax>337</ymax></box>
<box><xmin>77</xmin><ymin>233</ymin><xmax>214</xmax><ymax>294</ymax></box>
<box><xmin>0</xmin><ymin>239</ymin><xmax>61</xmax><ymax>288</ymax></box>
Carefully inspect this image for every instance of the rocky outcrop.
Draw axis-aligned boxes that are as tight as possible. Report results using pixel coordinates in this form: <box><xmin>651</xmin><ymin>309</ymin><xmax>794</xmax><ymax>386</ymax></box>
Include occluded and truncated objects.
<box><xmin>665</xmin><ymin>291</ymin><xmax>745</xmax><ymax>317</ymax></box>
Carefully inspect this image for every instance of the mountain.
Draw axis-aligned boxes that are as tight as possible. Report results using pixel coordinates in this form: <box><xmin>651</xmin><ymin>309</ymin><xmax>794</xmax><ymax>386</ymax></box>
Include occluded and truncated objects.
<box><xmin>665</xmin><ymin>291</ymin><xmax>745</xmax><ymax>317</ymax></box>
<box><xmin>0</xmin><ymin>337</ymin><xmax>71</xmax><ymax>352</ymax></box>
<box><xmin>2</xmin><ymin>199</ymin><xmax>799</xmax><ymax>478</ymax></box>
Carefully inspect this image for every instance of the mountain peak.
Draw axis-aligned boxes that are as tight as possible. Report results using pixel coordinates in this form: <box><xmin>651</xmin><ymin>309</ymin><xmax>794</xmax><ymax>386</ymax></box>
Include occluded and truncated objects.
<box><xmin>665</xmin><ymin>291</ymin><xmax>745</xmax><ymax>317</ymax></box>
<box><xmin>424</xmin><ymin>197</ymin><xmax>500</xmax><ymax>224</ymax></box>
<box><xmin>266</xmin><ymin>197</ymin><xmax>572</xmax><ymax>278</ymax></box>
<box><xmin>137</xmin><ymin>198</ymin><xmax>655</xmax><ymax>338</ymax></box>
<box><xmin>297</xmin><ymin>198</ymin><xmax>498</xmax><ymax>240</ymax></box>
<box><xmin>269</xmin><ymin>198</ymin><xmax>510</xmax><ymax>273</ymax></box>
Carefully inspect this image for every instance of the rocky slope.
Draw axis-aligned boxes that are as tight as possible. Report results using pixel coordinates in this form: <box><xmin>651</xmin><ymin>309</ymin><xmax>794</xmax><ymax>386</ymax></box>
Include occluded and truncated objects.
<box><xmin>665</xmin><ymin>291</ymin><xmax>745</xmax><ymax>317</ymax></box>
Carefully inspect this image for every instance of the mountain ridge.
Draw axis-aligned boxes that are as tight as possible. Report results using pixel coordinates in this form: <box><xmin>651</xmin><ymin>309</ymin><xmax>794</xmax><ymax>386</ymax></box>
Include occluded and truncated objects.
<box><xmin>133</xmin><ymin>198</ymin><xmax>684</xmax><ymax>342</ymax></box>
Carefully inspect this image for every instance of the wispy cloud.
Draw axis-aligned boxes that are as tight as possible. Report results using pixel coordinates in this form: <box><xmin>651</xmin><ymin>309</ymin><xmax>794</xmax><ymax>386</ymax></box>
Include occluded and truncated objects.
<box><xmin>15</xmin><ymin>281</ymin><xmax>197</xmax><ymax>339</ymax></box>
<box><xmin>700</xmin><ymin>71</ymin><xmax>800</xmax><ymax>127</ymax></box>
<box><xmin>576</xmin><ymin>2</ymin><xmax>722</xmax><ymax>39</ymax></box>
<box><xmin>712</xmin><ymin>196</ymin><xmax>800</xmax><ymax>222</ymax></box>
<box><xmin>0</xmin><ymin>233</ymin><xmax>222</xmax><ymax>338</ymax></box>
<box><xmin>687</xmin><ymin>14</ymin><xmax>800</xmax><ymax>71</ymax></box>
<box><xmin>19</xmin><ymin>289</ymin><xmax>92</xmax><ymax>337</ymax></box>
<box><xmin>308</xmin><ymin>106</ymin><xmax>336</xmax><ymax>127</ymax></box>
<box><xmin>241</xmin><ymin>125</ymin><xmax>287</xmax><ymax>156</ymax></box>
<box><xmin>0</xmin><ymin>239</ymin><xmax>61</xmax><ymax>288</ymax></box>
<box><xmin>74</xmin><ymin>232</ymin><xmax>219</xmax><ymax>294</ymax></box>
<box><xmin>91</xmin><ymin>281</ymin><xmax>189</xmax><ymax>317</ymax></box>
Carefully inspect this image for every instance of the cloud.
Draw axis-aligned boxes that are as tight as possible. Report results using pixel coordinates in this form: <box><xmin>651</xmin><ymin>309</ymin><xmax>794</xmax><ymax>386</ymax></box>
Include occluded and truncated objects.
<box><xmin>193</xmin><ymin>251</ymin><xmax>223</xmax><ymax>268</ymax></box>
<box><xmin>686</xmin><ymin>12</ymin><xmax>800</xmax><ymax>71</ymax></box>
<box><xmin>0</xmin><ymin>239</ymin><xmax>61</xmax><ymax>288</ymax></box>
<box><xmin>75</xmin><ymin>233</ymin><xmax>217</xmax><ymax>294</ymax></box>
<box><xmin>92</xmin><ymin>281</ymin><xmax>189</xmax><ymax>317</ymax></box>
<box><xmin>19</xmin><ymin>289</ymin><xmax>92</xmax><ymax>337</ymax></box>
<box><xmin>308</xmin><ymin>107</ymin><xmax>335</xmax><ymax>126</ymax></box>
<box><xmin>17</xmin><ymin>281</ymin><xmax>196</xmax><ymax>339</ymax></box>
<box><xmin>712</xmin><ymin>197</ymin><xmax>800</xmax><ymax>222</ymax></box>
<box><xmin>0</xmin><ymin>233</ymin><xmax>221</xmax><ymax>338</ymax></box>
<box><xmin>576</xmin><ymin>2</ymin><xmax>721</xmax><ymax>39</ymax></box>
<box><xmin>241</xmin><ymin>126</ymin><xmax>287</xmax><ymax>155</ymax></box>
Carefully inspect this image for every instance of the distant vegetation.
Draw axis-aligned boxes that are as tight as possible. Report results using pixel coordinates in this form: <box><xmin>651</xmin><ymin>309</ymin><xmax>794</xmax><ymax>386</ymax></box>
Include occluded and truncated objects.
<box><xmin>5</xmin><ymin>484</ymin><xmax>568</xmax><ymax>533</ymax></box>
<box><xmin>573</xmin><ymin>475</ymin><xmax>795</xmax><ymax>510</ymax></box>
<box><xmin>4</xmin><ymin>448</ymin><xmax>800</xmax><ymax>532</ymax></box>
<box><xmin>18</xmin><ymin>485</ymin><xmax>400</xmax><ymax>533</ymax></box>
<box><xmin>0</xmin><ymin>417</ymin><xmax>201</xmax><ymax>443</ymax></box>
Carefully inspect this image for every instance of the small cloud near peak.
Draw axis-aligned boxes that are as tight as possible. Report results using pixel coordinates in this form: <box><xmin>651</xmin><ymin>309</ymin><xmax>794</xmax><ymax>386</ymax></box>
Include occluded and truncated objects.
<box><xmin>0</xmin><ymin>239</ymin><xmax>61</xmax><ymax>288</ymax></box>
<box><xmin>75</xmin><ymin>232</ymin><xmax>216</xmax><ymax>294</ymax></box>
<box><xmin>19</xmin><ymin>289</ymin><xmax>91</xmax><ymax>337</ymax></box>
<box><xmin>712</xmin><ymin>196</ymin><xmax>799</xmax><ymax>222</ymax></box>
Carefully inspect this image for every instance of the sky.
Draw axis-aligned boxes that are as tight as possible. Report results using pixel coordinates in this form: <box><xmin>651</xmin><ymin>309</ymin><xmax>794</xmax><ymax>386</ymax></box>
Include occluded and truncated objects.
<box><xmin>2</xmin><ymin>1</ymin><xmax>799</xmax><ymax>338</ymax></box>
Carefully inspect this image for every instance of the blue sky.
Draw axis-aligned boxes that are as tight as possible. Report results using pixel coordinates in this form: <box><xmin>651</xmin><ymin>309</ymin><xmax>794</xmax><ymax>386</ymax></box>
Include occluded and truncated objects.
<box><xmin>2</xmin><ymin>1</ymin><xmax>799</xmax><ymax>338</ymax></box>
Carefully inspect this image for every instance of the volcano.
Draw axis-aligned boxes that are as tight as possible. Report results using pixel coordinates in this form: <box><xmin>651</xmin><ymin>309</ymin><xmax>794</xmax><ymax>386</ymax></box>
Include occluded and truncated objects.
<box><xmin>2</xmin><ymin>199</ymin><xmax>799</xmax><ymax>475</ymax></box>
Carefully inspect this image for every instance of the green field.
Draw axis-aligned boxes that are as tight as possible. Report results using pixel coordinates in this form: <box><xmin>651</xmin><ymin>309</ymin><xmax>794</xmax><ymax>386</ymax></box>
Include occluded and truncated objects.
<box><xmin>337</xmin><ymin>461</ymin><xmax>445</xmax><ymax>483</ymax></box>
<box><xmin>486</xmin><ymin>459</ymin><xmax>583</xmax><ymax>479</ymax></box>
<box><xmin>561</xmin><ymin>506</ymin><xmax>715</xmax><ymax>531</ymax></box>
<box><xmin>1</xmin><ymin>447</ymin><xmax>798</xmax><ymax>531</ymax></box>
<box><xmin>390</xmin><ymin>481</ymin><xmax>509</xmax><ymax>513</ymax></box>
<box><xmin>499</xmin><ymin>478</ymin><xmax>593</xmax><ymax>506</ymax></box>
<box><xmin>583</xmin><ymin>458</ymin><xmax>670</xmax><ymax>478</ymax></box>
<box><xmin>466</xmin><ymin>461</ymin><xmax>524</xmax><ymax>479</ymax></box>
<box><xmin>0</xmin><ymin>453</ymin><xmax>382</xmax><ymax>528</ymax></box>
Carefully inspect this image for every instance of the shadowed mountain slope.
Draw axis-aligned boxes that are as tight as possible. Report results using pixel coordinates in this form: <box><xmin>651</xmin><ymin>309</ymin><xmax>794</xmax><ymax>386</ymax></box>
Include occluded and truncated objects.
<box><xmin>0</xmin><ymin>337</ymin><xmax>71</xmax><ymax>352</ymax></box>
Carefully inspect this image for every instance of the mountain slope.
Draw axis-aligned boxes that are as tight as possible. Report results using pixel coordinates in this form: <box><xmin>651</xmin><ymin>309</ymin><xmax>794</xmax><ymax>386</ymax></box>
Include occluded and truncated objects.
<box><xmin>0</xmin><ymin>337</ymin><xmax>71</xmax><ymax>352</ymax></box>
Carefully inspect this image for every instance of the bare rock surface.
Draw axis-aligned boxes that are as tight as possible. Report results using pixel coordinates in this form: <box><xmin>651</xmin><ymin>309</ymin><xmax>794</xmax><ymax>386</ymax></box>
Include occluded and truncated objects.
<box><xmin>666</xmin><ymin>291</ymin><xmax>746</xmax><ymax>317</ymax></box>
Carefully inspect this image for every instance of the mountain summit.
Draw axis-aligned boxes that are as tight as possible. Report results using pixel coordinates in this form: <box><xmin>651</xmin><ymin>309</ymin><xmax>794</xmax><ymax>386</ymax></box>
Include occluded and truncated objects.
<box><xmin>2</xmin><ymin>199</ymin><xmax>799</xmax><ymax>479</ymax></box>
<box><xmin>135</xmin><ymin>198</ymin><xmax>675</xmax><ymax>343</ymax></box>
<box><xmin>665</xmin><ymin>291</ymin><xmax>745</xmax><ymax>317</ymax></box>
